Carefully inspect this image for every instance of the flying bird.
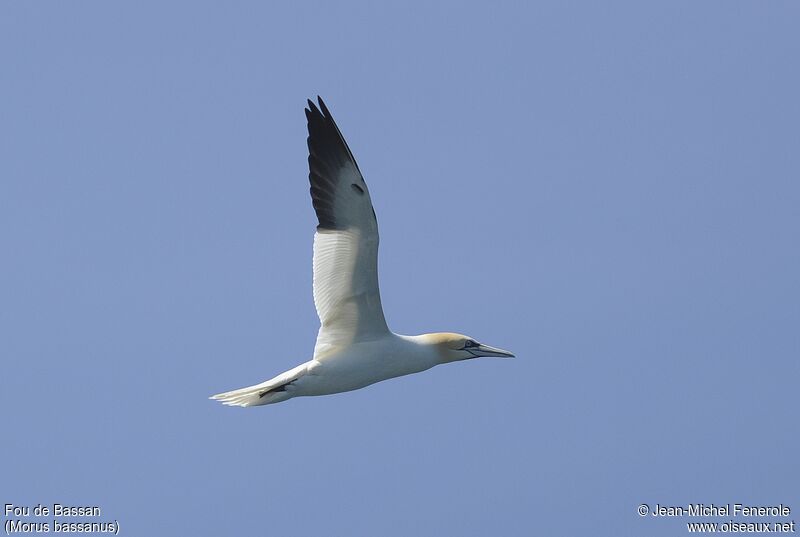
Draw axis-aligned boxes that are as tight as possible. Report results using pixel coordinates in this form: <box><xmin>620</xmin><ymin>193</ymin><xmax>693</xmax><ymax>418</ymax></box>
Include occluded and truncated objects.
<box><xmin>211</xmin><ymin>97</ymin><xmax>513</xmax><ymax>407</ymax></box>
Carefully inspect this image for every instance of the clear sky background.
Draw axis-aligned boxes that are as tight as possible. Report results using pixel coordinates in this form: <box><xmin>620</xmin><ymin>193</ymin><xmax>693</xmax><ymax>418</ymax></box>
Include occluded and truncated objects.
<box><xmin>2</xmin><ymin>2</ymin><xmax>798</xmax><ymax>535</ymax></box>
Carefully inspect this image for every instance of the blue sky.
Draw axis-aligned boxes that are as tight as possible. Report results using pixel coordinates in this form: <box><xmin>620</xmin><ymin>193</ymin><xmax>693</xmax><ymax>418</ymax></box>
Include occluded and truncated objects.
<box><xmin>1</xmin><ymin>1</ymin><xmax>798</xmax><ymax>535</ymax></box>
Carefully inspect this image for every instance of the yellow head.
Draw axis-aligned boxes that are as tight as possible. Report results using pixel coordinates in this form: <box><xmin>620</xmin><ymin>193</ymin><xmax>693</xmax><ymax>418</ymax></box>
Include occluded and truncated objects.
<box><xmin>420</xmin><ymin>332</ymin><xmax>515</xmax><ymax>364</ymax></box>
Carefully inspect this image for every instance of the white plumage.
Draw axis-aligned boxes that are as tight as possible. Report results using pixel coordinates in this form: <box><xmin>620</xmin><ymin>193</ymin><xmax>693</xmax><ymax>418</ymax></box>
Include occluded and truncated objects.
<box><xmin>211</xmin><ymin>97</ymin><xmax>513</xmax><ymax>407</ymax></box>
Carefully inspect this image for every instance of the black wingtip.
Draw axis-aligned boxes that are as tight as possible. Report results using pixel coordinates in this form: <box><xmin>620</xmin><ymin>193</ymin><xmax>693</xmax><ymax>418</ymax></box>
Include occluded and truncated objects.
<box><xmin>306</xmin><ymin>96</ymin><xmax>330</xmax><ymax>119</ymax></box>
<box><xmin>317</xmin><ymin>96</ymin><xmax>329</xmax><ymax>115</ymax></box>
<box><xmin>304</xmin><ymin>96</ymin><xmax>366</xmax><ymax>231</ymax></box>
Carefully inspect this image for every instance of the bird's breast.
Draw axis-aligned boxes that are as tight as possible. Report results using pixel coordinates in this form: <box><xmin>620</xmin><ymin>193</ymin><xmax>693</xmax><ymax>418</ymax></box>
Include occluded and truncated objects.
<box><xmin>297</xmin><ymin>336</ymin><xmax>437</xmax><ymax>395</ymax></box>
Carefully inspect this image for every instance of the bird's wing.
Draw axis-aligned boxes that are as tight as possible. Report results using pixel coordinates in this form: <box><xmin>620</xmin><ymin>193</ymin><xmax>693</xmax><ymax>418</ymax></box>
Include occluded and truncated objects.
<box><xmin>305</xmin><ymin>97</ymin><xmax>389</xmax><ymax>359</ymax></box>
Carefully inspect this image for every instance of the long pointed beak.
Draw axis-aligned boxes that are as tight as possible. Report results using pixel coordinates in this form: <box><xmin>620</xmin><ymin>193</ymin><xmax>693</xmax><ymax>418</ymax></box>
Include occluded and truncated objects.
<box><xmin>475</xmin><ymin>343</ymin><xmax>515</xmax><ymax>358</ymax></box>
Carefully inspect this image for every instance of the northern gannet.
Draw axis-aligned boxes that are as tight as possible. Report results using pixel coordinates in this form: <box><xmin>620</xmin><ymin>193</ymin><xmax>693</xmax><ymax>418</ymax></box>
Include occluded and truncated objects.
<box><xmin>211</xmin><ymin>97</ymin><xmax>513</xmax><ymax>407</ymax></box>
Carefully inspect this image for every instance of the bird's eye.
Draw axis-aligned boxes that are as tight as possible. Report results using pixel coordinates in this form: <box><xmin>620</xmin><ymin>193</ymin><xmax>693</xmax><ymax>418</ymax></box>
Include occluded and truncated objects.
<box><xmin>464</xmin><ymin>340</ymin><xmax>478</xmax><ymax>348</ymax></box>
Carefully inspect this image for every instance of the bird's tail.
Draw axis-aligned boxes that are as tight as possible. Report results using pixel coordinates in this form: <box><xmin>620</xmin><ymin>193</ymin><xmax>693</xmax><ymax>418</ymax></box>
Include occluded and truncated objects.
<box><xmin>209</xmin><ymin>383</ymin><xmax>289</xmax><ymax>407</ymax></box>
<box><xmin>209</xmin><ymin>362</ymin><xmax>308</xmax><ymax>408</ymax></box>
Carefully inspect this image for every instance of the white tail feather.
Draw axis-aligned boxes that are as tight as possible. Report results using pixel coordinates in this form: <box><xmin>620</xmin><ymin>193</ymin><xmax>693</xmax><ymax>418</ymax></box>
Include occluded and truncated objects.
<box><xmin>210</xmin><ymin>383</ymin><xmax>287</xmax><ymax>407</ymax></box>
<box><xmin>209</xmin><ymin>362</ymin><xmax>310</xmax><ymax>407</ymax></box>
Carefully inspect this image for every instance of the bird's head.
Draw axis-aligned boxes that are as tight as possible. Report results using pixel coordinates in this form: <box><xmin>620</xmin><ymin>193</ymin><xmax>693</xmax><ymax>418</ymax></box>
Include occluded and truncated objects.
<box><xmin>422</xmin><ymin>332</ymin><xmax>515</xmax><ymax>364</ymax></box>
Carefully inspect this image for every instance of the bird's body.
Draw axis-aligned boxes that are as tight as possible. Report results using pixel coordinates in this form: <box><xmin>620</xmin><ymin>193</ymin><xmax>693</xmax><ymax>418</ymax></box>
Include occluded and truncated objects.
<box><xmin>211</xmin><ymin>98</ymin><xmax>513</xmax><ymax>407</ymax></box>
<box><xmin>307</xmin><ymin>334</ymin><xmax>441</xmax><ymax>394</ymax></box>
<box><xmin>216</xmin><ymin>334</ymin><xmax>441</xmax><ymax>406</ymax></box>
